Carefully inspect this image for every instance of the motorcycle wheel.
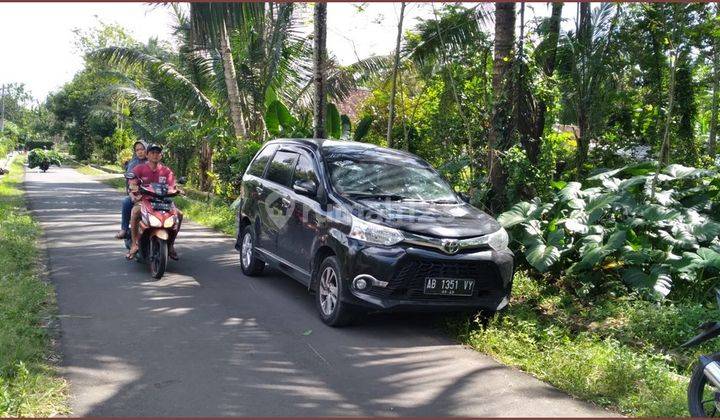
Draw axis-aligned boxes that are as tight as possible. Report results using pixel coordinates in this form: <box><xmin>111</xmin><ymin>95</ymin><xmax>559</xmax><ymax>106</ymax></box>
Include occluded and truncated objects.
<box><xmin>149</xmin><ymin>237</ymin><xmax>167</xmax><ymax>280</ymax></box>
<box><xmin>688</xmin><ymin>352</ymin><xmax>720</xmax><ymax>417</ymax></box>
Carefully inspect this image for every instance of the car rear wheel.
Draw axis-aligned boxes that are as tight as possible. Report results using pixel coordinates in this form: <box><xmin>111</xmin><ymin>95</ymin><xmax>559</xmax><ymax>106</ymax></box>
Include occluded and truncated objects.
<box><xmin>240</xmin><ymin>226</ymin><xmax>265</xmax><ymax>276</ymax></box>
<box><xmin>315</xmin><ymin>256</ymin><xmax>356</xmax><ymax>327</ymax></box>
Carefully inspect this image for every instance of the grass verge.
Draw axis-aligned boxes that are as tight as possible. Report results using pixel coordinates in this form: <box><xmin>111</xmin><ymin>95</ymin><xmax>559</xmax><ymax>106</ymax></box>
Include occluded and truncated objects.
<box><xmin>0</xmin><ymin>157</ymin><xmax>68</xmax><ymax>416</ymax></box>
<box><xmin>451</xmin><ymin>271</ymin><xmax>707</xmax><ymax>416</ymax></box>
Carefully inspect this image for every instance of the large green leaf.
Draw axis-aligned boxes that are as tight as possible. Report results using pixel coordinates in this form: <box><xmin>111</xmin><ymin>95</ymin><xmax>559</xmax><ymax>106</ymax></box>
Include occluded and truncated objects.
<box><xmin>664</xmin><ymin>164</ymin><xmax>714</xmax><ymax>179</ymax></box>
<box><xmin>692</xmin><ymin>221</ymin><xmax>720</xmax><ymax>243</ymax></box>
<box><xmin>683</xmin><ymin>248</ymin><xmax>720</xmax><ymax>270</ymax></box>
<box><xmin>621</xmin><ymin>268</ymin><xmax>672</xmax><ymax>298</ymax></box>
<box><xmin>641</xmin><ymin>205</ymin><xmax>681</xmax><ymax>224</ymax></box>
<box><xmin>525</xmin><ymin>243</ymin><xmax>560</xmax><ymax>273</ymax></box>
<box><xmin>498</xmin><ymin>201</ymin><xmax>537</xmax><ymax>228</ymax></box>
<box><xmin>558</xmin><ymin>182</ymin><xmax>582</xmax><ymax>201</ymax></box>
<box><xmin>325</xmin><ymin>103</ymin><xmax>342</xmax><ymax>139</ymax></box>
<box><xmin>353</xmin><ymin>116</ymin><xmax>374</xmax><ymax>141</ymax></box>
<box><xmin>264</xmin><ymin>100</ymin><xmax>297</xmax><ymax>136</ymax></box>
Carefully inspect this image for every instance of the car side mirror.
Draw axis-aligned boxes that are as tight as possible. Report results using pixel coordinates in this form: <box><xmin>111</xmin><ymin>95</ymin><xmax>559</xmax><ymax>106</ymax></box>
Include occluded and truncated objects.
<box><xmin>178</xmin><ymin>176</ymin><xmax>187</xmax><ymax>185</ymax></box>
<box><xmin>124</xmin><ymin>172</ymin><xmax>136</xmax><ymax>180</ymax></box>
<box><xmin>458</xmin><ymin>192</ymin><xmax>470</xmax><ymax>203</ymax></box>
<box><xmin>293</xmin><ymin>179</ymin><xmax>317</xmax><ymax>197</ymax></box>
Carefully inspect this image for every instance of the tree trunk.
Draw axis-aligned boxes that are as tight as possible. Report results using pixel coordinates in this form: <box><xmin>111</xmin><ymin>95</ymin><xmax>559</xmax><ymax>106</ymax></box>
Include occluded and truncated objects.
<box><xmin>531</xmin><ymin>2</ymin><xmax>563</xmax><ymax>163</ymax></box>
<box><xmin>199</xmin><ymin>137</ymin><xmax>214</xmax><ymax>192</ymax></box>
<box><xmin>709</xmin><ymin>44</ymin><xmax>719</xmax><ymax>157</ymax></box>
<box><xmin>218</xmin><ymin>19</ymin><xmax>248</xmax><ymax>143</ymax></box>
<box><xmin>575</xmin><ymin>2</ymin><xmax>591</xmax><ymax>178</ymax></box>
<box><xmin>659</xmin><ymin>50</ymin><xmax>679</xmax><ymax>165</ymax></box>
<box><xmin>313</xmin><ymin>2</ymin><xmax>328</xmax><ymax>139</ymax></box>
<box><xmin>386</xmin><ymin>2</ymin><xmax>406</xmax><ymax>148</ymax></box>
<box><xmin>487</xmin><ymin>2</ymin><xmax>516</xmax><ymax>211</ymax></box>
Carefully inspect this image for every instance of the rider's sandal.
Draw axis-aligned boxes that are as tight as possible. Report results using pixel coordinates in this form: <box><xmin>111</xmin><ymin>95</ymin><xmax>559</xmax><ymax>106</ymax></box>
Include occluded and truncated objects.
<box><xmin>126</xmin><ymin>246</ymin><xmax>139</xmax><ymax>261</ymax></box>
<box><xmin>115</xmin><ymin>230</ymin><xmax>127</xmax><ymax>239</ymax></box>
<box><xmin>168</xmin><ymin>250</ymin><xmax>179</xmax><ymax>261</ymax></box>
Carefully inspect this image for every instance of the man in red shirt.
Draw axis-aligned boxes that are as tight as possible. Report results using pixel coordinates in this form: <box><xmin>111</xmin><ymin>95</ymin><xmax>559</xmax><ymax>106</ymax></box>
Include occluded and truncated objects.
<box><xmin>127</xmin><ymin>144</ymin><xmax>183</xmax><ymax>260</ymax></box>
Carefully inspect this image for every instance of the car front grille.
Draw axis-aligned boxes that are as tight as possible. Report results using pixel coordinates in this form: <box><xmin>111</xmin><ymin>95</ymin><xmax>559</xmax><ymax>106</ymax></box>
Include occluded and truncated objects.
<box><xmin>365</xmin><ymin>258</ymin><xmax>503</xmax><ymax>302</ymax></box>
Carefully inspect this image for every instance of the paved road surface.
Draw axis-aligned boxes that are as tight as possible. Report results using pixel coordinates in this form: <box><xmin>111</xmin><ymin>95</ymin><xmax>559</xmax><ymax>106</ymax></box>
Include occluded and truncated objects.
<box><xmin>24</xmin><ymin>165</ymin><xmax>611</xmax><ymax>416</ymax></box>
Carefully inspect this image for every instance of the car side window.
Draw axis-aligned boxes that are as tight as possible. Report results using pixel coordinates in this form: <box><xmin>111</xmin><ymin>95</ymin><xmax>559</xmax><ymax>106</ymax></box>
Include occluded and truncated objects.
<box><xmin>293</xmin><ymin>154</ymin><xmax>319</xmax><ymax>186</ymax></box>
<box><xmin>247</xmin><ymin>145</ymin><xmax>277</xmax><ymax>177</ymax></box>
<box><xmin>266</xmin><ymin>150</ymin><xmax>299</xmax><ymax>187</ymax></box>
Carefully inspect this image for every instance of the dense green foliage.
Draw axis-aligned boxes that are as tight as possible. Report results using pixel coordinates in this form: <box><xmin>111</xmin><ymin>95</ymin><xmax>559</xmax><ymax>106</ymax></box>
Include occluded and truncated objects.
<box><xmin>500</xmin><ymin>162</ymin><xmax>720</xmax><ymax>300</ymax></box>
<box><xmin>27</xmin><ymin>149</ymin><xmax>62</xmax><ymax>171</ymax></box>
<box><xmin>0</xmin><ymin>158</ymin><xmax>67</xmax><ymax>416</ymax></box>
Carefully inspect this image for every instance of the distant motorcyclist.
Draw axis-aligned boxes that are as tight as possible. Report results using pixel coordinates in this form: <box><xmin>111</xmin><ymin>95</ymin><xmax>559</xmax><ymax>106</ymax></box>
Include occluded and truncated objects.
<box><xmin>126</xmin><ymin>144</ymin><xmax>183</xmax><ymax>261</ymax></box>
<box><xmin>115</xmin><ymin>140</ymin><xmax>147</xmax><ymax>240</ymax></box>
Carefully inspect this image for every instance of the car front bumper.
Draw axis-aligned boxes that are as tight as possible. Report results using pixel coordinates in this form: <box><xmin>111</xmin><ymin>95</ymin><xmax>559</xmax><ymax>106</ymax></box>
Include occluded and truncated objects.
<box><xmin>341</xmin><ymin>240</ymin><xmax>514</xmax><ymax>312</ymax></box>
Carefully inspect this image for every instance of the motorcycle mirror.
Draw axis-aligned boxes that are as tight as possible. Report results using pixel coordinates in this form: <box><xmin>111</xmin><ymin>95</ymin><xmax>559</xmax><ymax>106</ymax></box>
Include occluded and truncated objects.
<box><xmin>124</xmin><ymin>172</ymin><xmax>136</xmax><ymax>180</ymax></box>
<box><xmin>178</xmin><ymin>176</ymin><xmax>187</xmax><ymax>185</ymax></box>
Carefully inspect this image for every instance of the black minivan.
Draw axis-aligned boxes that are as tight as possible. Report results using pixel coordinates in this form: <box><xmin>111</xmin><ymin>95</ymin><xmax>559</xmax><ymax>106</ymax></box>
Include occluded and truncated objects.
<box><xmin>235</xmin><ymin>139</ymin><xmax>513</xmax><ymax>326</ymax></box>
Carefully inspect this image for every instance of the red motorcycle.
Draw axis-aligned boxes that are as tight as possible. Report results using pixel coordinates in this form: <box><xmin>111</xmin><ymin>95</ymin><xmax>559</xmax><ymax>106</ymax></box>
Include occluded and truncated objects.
<box><xmin>124</xmin><ymin>173</ymin><xmax>185</xmax><ymax>279</ymax></box>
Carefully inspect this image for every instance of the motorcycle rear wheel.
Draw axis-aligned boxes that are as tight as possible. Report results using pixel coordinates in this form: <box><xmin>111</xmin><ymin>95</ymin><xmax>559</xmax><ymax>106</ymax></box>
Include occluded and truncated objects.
<box><xmin>689</xmin><ymin>352</ymin><xmax>720</xmax><ymax>417</ymax></box>
<box><xmin>149</xmin><ymin>237</ymin><xmax>167</xmax><ymax>280</ymax></box>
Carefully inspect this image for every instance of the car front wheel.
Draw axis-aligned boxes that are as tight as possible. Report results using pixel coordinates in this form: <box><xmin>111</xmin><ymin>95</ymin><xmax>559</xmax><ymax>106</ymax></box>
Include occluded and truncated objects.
<box><xmin>315</xmin><ymin>256</ymin><xmax>356</xmax><ymax>327</ymax></box>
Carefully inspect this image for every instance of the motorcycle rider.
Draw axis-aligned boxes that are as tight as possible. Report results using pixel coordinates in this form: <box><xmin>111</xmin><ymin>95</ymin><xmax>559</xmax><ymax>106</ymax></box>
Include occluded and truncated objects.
<box><xmin>126</xmin><ymin>144</ymin><xmax>183</xmax><ymax>261</ymax></box>
<box><xmin>115</xmin><ymin>140</ymin><xmax>147</xmax><ymax>240</ymax></box>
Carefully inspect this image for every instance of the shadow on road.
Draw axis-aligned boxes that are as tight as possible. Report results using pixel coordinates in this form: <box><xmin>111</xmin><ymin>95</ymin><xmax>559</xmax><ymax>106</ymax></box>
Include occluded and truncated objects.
<box><xmin>23</xmin><ymin>167</ymin><xmax>608</xmax><ymax>417</ymax></box>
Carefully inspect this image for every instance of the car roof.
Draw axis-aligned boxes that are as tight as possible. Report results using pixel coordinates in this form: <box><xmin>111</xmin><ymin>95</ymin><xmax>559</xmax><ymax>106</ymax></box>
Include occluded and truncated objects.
<box><xmin>266</xmin><ymin>138</ymin><xmax>428</xmax><ymax>166</ymax></box>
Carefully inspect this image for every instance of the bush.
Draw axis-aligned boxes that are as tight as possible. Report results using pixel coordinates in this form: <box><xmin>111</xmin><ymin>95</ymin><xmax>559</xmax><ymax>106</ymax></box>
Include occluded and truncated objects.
<box><xmin>213</xmin><ymin>141</ymin><xmax>263</xmax><ymax>199</ymax></box>
<box><xmin>27</xmin><ymin>149</ymin><xmax>62</xmax><ymax>171</ymax></box>
<box><xmin>503</xmin><ymin>132</ymin><xmax>576</xmax><ymax>203</ymax></box>
<box><xmin>499</xmin><ymin>162</ymin><xmax>720</xmax><ymax>301</ymax></box>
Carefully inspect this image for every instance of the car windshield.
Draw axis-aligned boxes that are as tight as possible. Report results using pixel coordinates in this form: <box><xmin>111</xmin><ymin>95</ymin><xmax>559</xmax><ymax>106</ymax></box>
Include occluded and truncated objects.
<box><xmin>327</xmin><ymin>159</ymin><xmax>458</xmax><ymax>203</ymax></box>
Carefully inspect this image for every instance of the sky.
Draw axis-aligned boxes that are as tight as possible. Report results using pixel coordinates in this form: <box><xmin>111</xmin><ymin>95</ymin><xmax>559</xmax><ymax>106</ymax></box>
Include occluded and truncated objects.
<box><xmin>0</xmin><ymin>2</ymin><xmax>579</xmax><ymax>103</ymax></box>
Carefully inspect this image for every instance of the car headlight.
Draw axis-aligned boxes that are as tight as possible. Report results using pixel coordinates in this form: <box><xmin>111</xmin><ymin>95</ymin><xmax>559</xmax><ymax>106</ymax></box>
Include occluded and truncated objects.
<box><xmin>485</xmin><ymin>227</ymin><xmax>509</xmax><ymax>251</ymax></box>
<box><xmin>163</xmin><ymin>216</ymin><xmax>176</xmax><ymax>228</ymax></box>
<box><xmin>148</xmin><ymin>214</ymin><xmax>162</xmax><ymax>227</ymax></box>
<box><xmin>348</xmin><ymin>215</ymin><xmax>404</xmax><ymax>246</ymax></box>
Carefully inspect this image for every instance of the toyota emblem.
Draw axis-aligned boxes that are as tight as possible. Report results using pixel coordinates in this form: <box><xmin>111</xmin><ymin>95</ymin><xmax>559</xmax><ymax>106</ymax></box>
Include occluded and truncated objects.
<box><xmin>442</xmin><ymin>239</ymin><xmax>460</xmax><ymax>254</ymax></box>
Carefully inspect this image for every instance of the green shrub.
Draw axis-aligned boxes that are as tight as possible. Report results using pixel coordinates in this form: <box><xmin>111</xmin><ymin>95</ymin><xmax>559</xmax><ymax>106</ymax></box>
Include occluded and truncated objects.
<box><xmin>499</xmin><ymin>162</ymin><xmax>720</xmax><ymax>301</ymax></box>
<box><xmin>27</xmin><ymin>150</ymin><xmax>61</xmax><ymax>171</ymax></box>
<box><xmin>213</xmin><ymin>141</ymin><xmax>263</xmax><ymax>199</ymax></box>
<box><xmin>503</xmin><ymin>132</ymin><xmax>576</xmax><ymax>203</ymax></box>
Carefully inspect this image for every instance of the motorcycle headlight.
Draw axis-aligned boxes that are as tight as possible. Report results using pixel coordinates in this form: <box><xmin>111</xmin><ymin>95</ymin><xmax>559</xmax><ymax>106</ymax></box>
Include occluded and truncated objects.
<box><xmin>163</xmin><ymin>216</ymin><xmax>176</xmax><ymax>228</ymax></box>
<box><xmin>148</xmin><ymin>214</ymin><xmax>162</xmax><ymax>227</ymax></box>
<box><xmin>348</xmin><ymin>215</ymin><xmax>404</xmax><ymax>246</ymax></box>
<box><xmin>484</xmin><ymin>228</ymin><xmax>509</xmax><ymax>251</ymax></box>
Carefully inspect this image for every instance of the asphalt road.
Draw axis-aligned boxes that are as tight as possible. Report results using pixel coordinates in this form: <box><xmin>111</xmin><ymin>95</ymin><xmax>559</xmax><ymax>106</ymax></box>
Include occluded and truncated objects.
<box><xmin>24</xmin><ymin>165</ymin><xmax>611</xmax><ymax>416</ymax></box>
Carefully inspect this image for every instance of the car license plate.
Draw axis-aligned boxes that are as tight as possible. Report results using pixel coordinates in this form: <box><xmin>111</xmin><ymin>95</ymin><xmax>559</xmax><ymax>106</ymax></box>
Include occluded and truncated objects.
<box><xmin>423</xmin><ymin>277</ymin><xmax>475</xmax><ymax>296</ymax></box>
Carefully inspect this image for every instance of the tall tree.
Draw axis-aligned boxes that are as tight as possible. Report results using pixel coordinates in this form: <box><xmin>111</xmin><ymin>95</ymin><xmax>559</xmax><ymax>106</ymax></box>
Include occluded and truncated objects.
<box><xmin>313</xmin><ymin>2</ymin><xmax>328</xmax><ymax>138</ymax></box>
<box><xmin>575</xmin><ymin>2</ymin><xmax>592</xmax><ymax>176</ymax></box>
<box><xmin>487</xmin><ymin>2</ymin><xmax>516</xmax><ymax>209</ymax></box>
<box><xmin>529</xmin><ymin>2</ymin><xmax>563</xmax><ymax>163</ymax></box>
<box><xmin>190</xmin><ymin>3</ymin><xmax>255</xmax><ymax>142</ymax></box>
<box><xmin>708</xmin><ymin>4</ymin><xmax>720</xmax><ymax>157</ymax></box>
<box><xmin>386</xmin><ymin>2</ymin><xmax>406</xmax><ymax>147</ymax></box>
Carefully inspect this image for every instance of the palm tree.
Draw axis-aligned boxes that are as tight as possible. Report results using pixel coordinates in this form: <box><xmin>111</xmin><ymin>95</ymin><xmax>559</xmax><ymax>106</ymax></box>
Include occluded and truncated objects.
<box><xmin>386</xmin><ymin>2</ymin><xmax>406</xmax><ymax>147</ymax></box>
<box><xmin>487</xmin><ymin>2</ymin><xmax>516</xmax><ymax>210</ymax></box>
<box><xmin>313</xmin><ymin>2</ymin><xmax>328</xmax><ymax>138</ymax></box>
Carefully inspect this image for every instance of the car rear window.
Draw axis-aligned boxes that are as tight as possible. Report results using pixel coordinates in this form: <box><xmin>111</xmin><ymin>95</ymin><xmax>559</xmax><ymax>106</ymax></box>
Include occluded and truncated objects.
<box><xmin>266</xmin><ymin>150</ymin><xmax>299</xmax><ymax>187</ymax></box>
